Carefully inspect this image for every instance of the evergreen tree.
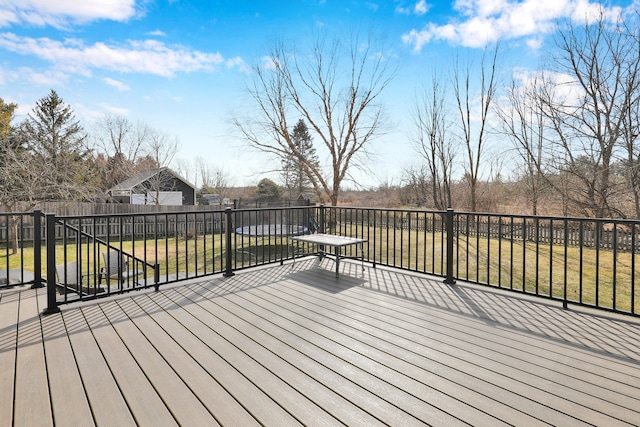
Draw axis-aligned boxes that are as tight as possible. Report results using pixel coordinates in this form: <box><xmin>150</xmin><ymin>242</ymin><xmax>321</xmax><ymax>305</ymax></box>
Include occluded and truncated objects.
<box><xmin>281</xmin><ymin>119</ymin><xmax>319</xmax><ymax>198</ymax></box>
<box><xmin>21</xmin><ymin>90</ymin><xmax>99</xmax><ymax>200</ymax></box>
<box><xmin>256</xmin><ymin>178</ymin><xmax>282</xmax><ymax>202</ymax></box>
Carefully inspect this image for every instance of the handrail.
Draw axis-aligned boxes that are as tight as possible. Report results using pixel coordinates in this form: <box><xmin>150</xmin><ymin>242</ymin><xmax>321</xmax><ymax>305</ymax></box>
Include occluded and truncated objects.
<box><xmin>58</xmin><ymin>219</ymin><xmax>156</xmax><ymax>269</ymax></box>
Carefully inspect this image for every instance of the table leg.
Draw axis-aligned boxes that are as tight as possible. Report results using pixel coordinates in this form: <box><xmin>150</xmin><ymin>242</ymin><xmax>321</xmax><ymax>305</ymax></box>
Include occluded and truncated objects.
<box><xmin>335</xmin><ymin>247</ymin><xmax>341</xmax><ymax>278</ymax></box>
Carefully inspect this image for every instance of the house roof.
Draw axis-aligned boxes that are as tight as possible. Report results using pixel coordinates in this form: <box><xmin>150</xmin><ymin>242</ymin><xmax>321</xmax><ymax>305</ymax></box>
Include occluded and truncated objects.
<box><xmin>109</xmin><ymin>167</ymin><xmax>196</xmax><ymax>192</ymax></box>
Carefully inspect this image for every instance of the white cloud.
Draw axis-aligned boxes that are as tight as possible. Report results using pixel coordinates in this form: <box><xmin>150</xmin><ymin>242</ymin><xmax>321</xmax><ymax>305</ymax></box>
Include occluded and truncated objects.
<box><xmin>147</xmin><ymin>29</ymin><xmax>166</xmax><ymax>37</ymax></box>
<box><xmin>402</xmin><ymin>0</ymin><xmax>623</xmax><ymax>50</ymax></box>
<box><xmin>0</xmin><ymin>33</ymin><xmax>227</xmax><ymax>77</ymax></box>
<box><xmin>102</xmin><ymin>77</ymin><xmax>130</xmax><ymax>91</ymax></box>
<box><xmin>225</xmin><ymin>56</ymin><xmax>250</xmax><ymax>74</ymax></box>
<box><xmin>19</xmin><ymin>65</ymin><xmax>70</xmax><ymax>86</ymax></box>
<box><xmin>511</xmin><ymin>68</ymin><xmax>585</xmax><ymax>110</ymax></box>
<box><xmin>0</xmin><ymin>0</ymin><xmax>137</xmax><ymax>28</ymax></box>
<box><xmin>261</xmin><ymin>56</ymin><xmax>280</xmax><ymax>71</ymax></box>
<box><xmin>414</xmin><ymin>0</ymin><xmax>430</xmax><ymax>16</ymax></box>
<box><xmin>395</xmin><ymin>1</ymin><xmax>431</xmax><ymax>15</ymax></box>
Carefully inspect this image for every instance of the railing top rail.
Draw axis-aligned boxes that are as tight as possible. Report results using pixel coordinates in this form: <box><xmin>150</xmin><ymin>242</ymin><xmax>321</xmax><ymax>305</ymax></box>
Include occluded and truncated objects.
<box><xmin>54</xmin><ymin>209</ymin><xmax>228</xmax><ymax>220</ymax></box>
<box><xmin>326</xmin><ymin>206</ymin><xmax>448</xmax><ymax>214</ymax></box>
<box><xmin>230</xmin><ymin>205</ymin><xmax>317</xmax><ymax>212</ymax></box>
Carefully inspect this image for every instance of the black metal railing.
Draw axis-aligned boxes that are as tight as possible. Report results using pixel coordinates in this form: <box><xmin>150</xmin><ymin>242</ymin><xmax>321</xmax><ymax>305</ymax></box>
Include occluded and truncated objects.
<box><xmin>0</xmin><ymin>210</ymin><xmax>43</xmax><ymax>289</ymax></box>
<box><xmin>2</xmin><ymin>206</ymin><xmax>638</xmax><ymax>317</ymax></box>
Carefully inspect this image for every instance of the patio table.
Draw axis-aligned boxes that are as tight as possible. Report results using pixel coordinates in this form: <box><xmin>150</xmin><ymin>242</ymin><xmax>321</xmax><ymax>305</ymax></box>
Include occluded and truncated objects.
<box><xmin>235</xmin><ymin>224</ymin><xmax>308</xmax><ymax>237</ymax></box>
<box><xmin>290</xmin><ymin>233</ymin><xmax>367</xmax><ymax>278</ymax></box>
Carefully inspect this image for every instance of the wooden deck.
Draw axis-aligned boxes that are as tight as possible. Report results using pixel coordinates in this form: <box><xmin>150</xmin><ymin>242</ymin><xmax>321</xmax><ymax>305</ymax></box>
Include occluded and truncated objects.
<box><xmin>2</xmin><ymin>257</ymin><xmax>640</xmax><ymax>426</ymax></box>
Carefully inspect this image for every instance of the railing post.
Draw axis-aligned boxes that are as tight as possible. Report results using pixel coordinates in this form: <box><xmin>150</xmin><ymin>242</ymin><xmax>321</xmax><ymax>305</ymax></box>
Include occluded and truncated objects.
<box><xmin>444</xmin><ymin>208</ymin><xmax>456</xmax><ymax>285</ymax></box>
<box><xmin>319</xmin><ymin>205</ymin><xmax>326</xmax><ymax>233</ymax></box>
<box><xmin>563</xmin><ymin>219</ymin><xmax>569</xmax><ymax>309</ymax></box>
<box><xmin>224</xmin><ymin>207</ymin><xmax>235</xmax><ymax>277</ymax></box>
<box><xmin>31</xmin><ymin>210</ymin><xmax>43</xmax><ymax>289</ymax></box>
<box><xmin>43</xmin><ymin>213</ymin><xmax>60</xmax><ymax>315</ymax></box>
<box><xmin>154</xmin><ymin>263</ymin><xmax>160</xmax><ymax>292</ymax></box>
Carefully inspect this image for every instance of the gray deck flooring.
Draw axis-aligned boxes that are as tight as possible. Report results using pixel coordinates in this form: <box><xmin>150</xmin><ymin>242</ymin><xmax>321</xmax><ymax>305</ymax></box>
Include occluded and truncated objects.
<box><xmin>2</xmin><ymin>257</ymin><xmax>640</xmax><ymax>426</ymax></box>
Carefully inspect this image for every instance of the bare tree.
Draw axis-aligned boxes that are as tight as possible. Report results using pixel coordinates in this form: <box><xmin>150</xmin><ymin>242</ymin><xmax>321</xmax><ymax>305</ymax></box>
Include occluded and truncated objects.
<box><xmin>453</xmin><ymin>46</ymin><xmax>499</xmax><ymax>212</ymax></box>
<box><xmin>140</xmin><ymin>128</ymin><xmax>180</xmax><ymax>205</ymax></box>
<box><xmin>401</xmin><ymin>165</ymin><xmax>432</xmax><ymax>207</ymax></box>
<box><xmin>409</xmin><ymin>74</ymin><xmax>455</xmax><ymax>210</ymax></box>
<box><xmin>0</xmin><ymin>98</ymin><xmax>34</xmax><ymax>253</ymax></box>
<box><xmin>537</xmin><ymin>11</ymin><xmax>640</xmax><ymax>218</ymax></box>
<box><xmin>233</xmin><ymin>31</ymin><xmax>396</xmax><ymax>206</ymax></box>
<box><xmin>193</xmin><ymin>156</ymin><xmax>233</xmax><ymax>200</ymax></box>
<box><xmin>93</xmin><ymin>114</ymin><xmax>148</xmax><ymax>190</ymax></box>
<box><xmin>496</xmin><ymin>74</ymin><xmax>547</xmax><ymax>214</ymax></box>
<box><xmin>621</xmin><ymin>84</ymin><xmax>640</xmax><ymax>218</ymax></box>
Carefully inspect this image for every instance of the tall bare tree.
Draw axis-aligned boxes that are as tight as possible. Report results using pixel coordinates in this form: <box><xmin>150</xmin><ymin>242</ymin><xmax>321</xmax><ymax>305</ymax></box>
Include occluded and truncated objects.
<box><xmin>233</xmin><ymin>31</ymin><xmax>396</xmax><ymax>206</ymax></box>
<box><xmin>409</xmin><ymin>74</ymin><xmax>455</xmax><ymax>210</ymax></box>
<box><xmin>453</xmin><ymin>46</ymin><xmax>499</xmax><ymax>212</ymax></box>
<box><xmin>537</xmin><ymin>11</ymin><xmax>640</xmax><ymax>218</ymax></box>
<box><xmin>0</xmin><ymin>98</ymin><xmax>33</xmax><ymax>253</ymax></box>
<box><xmin>496</xmin><ymin>74</ymin><xmax>547</xmax><ymax>215</ymax></box>
<box><xmin>93</xmin><ymin>114</ymin><xmax>149</xmax><ymax>190</ymax></box>
<box><xmin>140</xmin><ymin>128</ymin><xmax>181</xmax><ymax>205</ymax></box>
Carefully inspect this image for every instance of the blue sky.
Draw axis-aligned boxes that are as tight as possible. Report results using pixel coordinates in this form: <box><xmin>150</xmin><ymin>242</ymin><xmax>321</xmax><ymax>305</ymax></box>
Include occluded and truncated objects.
<box><xmin>0</xmin><ymin>0</ymin><xmax>634</xmax><ymax>188</ymax></box>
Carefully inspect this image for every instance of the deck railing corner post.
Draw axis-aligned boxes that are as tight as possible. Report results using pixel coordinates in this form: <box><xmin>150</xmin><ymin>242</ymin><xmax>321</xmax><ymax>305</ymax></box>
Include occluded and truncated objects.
<box><xmin>444</xmin><ymin>207</ymin><xmax>456</xmax><ymax>285</ymax></box>
<box><xmin>223</xmin><ymin>207</ymin><xmax>235</xmax><ymax>277</ymax></box>
<box><xmin>42</xmin><ymin>212</ymin><xmax>60</xmax><ymax>315</ymax></box>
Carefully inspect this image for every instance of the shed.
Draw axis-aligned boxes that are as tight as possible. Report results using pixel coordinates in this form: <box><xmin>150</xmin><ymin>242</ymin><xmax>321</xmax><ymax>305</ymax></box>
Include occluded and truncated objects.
<box><xmin>108</xmin><ymin>167</ymin><xmax>196</xmax><ymax>206</ymax></box>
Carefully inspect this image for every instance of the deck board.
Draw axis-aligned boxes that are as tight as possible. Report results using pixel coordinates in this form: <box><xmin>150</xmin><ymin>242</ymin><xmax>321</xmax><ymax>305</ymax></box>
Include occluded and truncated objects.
<box><xmin>267</xmin><ymin>275</ymin><xmax>631</xmax><ymax>425</ymax></box>
<box><xmin>40</xmin><ymin>301</ymin><xmax>94</xmax><ymax>426</ymax></box>
<box><xmin>99</xmin><ymin>299</ymin><xmax>219</xmax><ymax>426</ymax></box>
<box><xmin>79</xmin><ymin>303</ymin><xmax>177</xmax><ymax>426</ymax></box>
<box><xmin>60</xmin><ymin>305</ymin><xmax>136</xmax><ymax>426</ymax></box>
<box><xmin>6</xmin><ymin>259</ymin><xmax>640</xmax><ymax>426</ymax></box>
<box><xmin>0</xmin><ymin>291</ymin><xmax>20</xmax><ymax>425</ymax></box>
<box><xmin>145</xmin><ymin>291</ymin><xmax>302</xmax><ymax>426</ymax></box>
<box><xmin>195</xmin><ymin>281</ymin><xmax>499</xmax><ymax>426</ymax></box>
<box><xmin>115</xmin><ymin>296</ymin><xmax>259</xmax><ymax>427</ymax></box>
<box><xmin>13</xmin><ymin>289</ymin><xmax>52</xmax><ymax>427</ymax></box>
<box><xmin>158</xmin><ymin>287</ymin><xmax>332</xmax><ymax>426</ymax></box>
<box><xmin>254</xmin><ymin>281</ymin><xmax>555</xmax><ymax>424</ymax></box>
<box><xmin>172</xmin><ymin>284</ymin><xmax>427</xmax><ymax>426</ymax></box>
<box><xmin>305</xmin><ymin>269</ymin><xmax>640</xmax><ymax>423</ymax></box>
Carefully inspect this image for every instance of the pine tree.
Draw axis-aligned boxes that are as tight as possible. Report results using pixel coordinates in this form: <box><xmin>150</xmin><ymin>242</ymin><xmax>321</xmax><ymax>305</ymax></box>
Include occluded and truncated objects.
<box><xmin>281</xmin><ymin>119</ymin><xmax>319</xmax><ymax>198</ymax></box>
<box><xmin>21</xmin><ymin>90</ymin><xmax>99</xmax><ymax>200</ymax></box>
